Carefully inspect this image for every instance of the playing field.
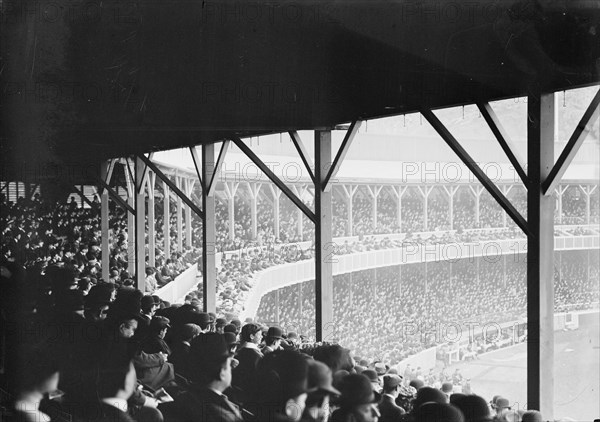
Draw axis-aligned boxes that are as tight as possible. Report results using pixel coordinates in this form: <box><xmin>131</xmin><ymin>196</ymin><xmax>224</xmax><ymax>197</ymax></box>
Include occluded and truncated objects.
<box><xmin>450</xmin><ymin>319</ymin><xmax>600</xmax><ymax>421</ymax></box>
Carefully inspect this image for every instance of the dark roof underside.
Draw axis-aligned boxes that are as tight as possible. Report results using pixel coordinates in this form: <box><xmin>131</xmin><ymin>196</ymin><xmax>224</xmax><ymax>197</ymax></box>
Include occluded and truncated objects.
<box><xmin>1</xmin><ymin>0</ymin><xmax>599</xmax><ymax>182</ymax></box>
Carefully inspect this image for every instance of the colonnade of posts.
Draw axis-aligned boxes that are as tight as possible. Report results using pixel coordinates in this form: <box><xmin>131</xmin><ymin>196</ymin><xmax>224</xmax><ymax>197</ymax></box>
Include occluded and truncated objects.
<box><xmin>27</xmin><ymin>88</ymin><xmax>594</xmax><ymax>419</ymax></box>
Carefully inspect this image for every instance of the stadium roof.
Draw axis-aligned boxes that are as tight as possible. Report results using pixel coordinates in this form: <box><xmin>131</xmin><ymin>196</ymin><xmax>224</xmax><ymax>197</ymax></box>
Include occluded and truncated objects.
<box><xmin>2</xmin><ymin>0</ymin><xmax>599</xmax><ymax>181</ymax></box>
<box><xmin>153</xmin><ymin>155</ymin><xmax>599</xmax><ymax>186</ymax></box>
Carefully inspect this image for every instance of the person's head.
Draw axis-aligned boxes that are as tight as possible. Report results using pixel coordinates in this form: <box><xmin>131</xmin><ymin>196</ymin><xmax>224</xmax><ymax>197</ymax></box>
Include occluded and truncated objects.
<box><xmin>452</xmin><ymin>395</ymin><xmax>492</xmax><ymax>422</ymax></box>
<box><xmin>493</xmin><ymin>397</ymin><xmax>511</xmax><ymax>416</ymax></box>
<box><xmin>141</xmin><ymin>295</ymin><xmax>156</xmax><ymax>316</ymax></box>
<box><xmin>313</xmin><ymin>344</ymin><xmax>354</xmax><ymax>373</ymax></box>
<box><xmin>189</xmin><ymin>333</ymin><xmax>233</xmax><ymax>392</ymax></box>
<box><xmin>215</xmin><ymin>318</ymin><xmax>227</xmax><ymax>334</ymax></box>
<box><xmin>305</xmin><ymin>360</ymin><xmax>340</xmax><ymax>422</ymax></box>
<box><xmin>266</xmin><ymin>326</ymin><xmax>284</xmax><ymax>348</ymax></box>
<box><xmin>78</xmin><ymin>278</ymin><xmax>92</xmax><ymax>294</ymax></box>
<box><xmin>197</xmin><ymin>312</ymin><xmax>212</xmax><ymax>332</ymax></box>
<box><xmin>382</xmin><ymin>374</ymin><xmax>403</xmax><ymax>397</ymax></box>
<box><xmin>18</xmin><ymin>350</ymin><xmax>60</xmax><ymax>399</ymax></box>
<box><xmin>85</xmin><ymin>303</ymin><xmax>110</xmax><ymax>322</ymax></box>
<box><xmin>240</xmin><ymin>323</ymin><xmax>263</xmax><ymax>344</ymax></box>
<box><xmin>414</xmin><ymin>402</ymin><xmax>464</xmax><ymax>422</ymax></box>
<box><xmin>97</xmin><ymin>360</ymin><xmax>137</xmax><ymax>400</ymax></box>
<box><xmin>258</xmin><ymin>350</ymin><xmax>309</xmax><ymax>422</ymax></box>
<box><xmin>181</xmin><ymin>323</ymin><xmax>202</xmax><ymax>343</ymax></box>
<box><xmin>413</xmin><ymin>387</ymin><xmax>448</xmax><ymax>410</ymax></box>
<box><xmin>337</xmin><ymin>374</ymin><xmax>380</xmax><ymax>422</ymax></box>
<box><xmin>118</xmin><ymin>317</ymin><xmax>138</xmax><ymax>338</ymax></box>
<box><xmin>149</xmin><ymin>316</ymin><xmax>170</xmax><ymax>339</ymax></box>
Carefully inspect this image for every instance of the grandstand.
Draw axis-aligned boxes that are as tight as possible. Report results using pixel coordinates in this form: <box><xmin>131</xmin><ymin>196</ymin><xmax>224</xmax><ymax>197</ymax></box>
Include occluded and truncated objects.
<box><xmin>2</xmin><ymin>1</ymin><xmax>600</xmax><ymax>421</ymax></box>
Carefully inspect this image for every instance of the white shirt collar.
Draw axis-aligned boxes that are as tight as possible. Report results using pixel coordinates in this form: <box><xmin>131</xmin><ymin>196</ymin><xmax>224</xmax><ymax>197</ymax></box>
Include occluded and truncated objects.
<box><xmin>242</xmin><ymin>342</ymin><xmax>260</xmax><ymax>350</ymax></box>
<box><xmin>101</xmin><ymin>397</ymin><xmax>128</xmax><ymax>413</ymax></box>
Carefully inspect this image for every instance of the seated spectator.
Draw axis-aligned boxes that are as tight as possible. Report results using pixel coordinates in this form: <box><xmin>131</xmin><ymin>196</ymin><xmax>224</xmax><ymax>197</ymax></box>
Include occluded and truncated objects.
<box><xmin>263</xmin><ymin>326</ymin><xmax>284</xmax><ymax>354</ymax></box>
<box><xmin>331</xmin><ymin>374</ymin><xmax>380</xmax><ymax>422</ymax></box>
<box><xmin>379</xmin><ymin>374</ymin><xmax>406</xmax><ymax>422</ymax></box>
<box><xmin>256</xmin><ymin>350</ymin><xmax>310</xmax><ymax>422</ymax></box>
<box><xmin>452</xmin><ymin>395</ymin><xmax>492</xmax><ymax>422</ymax></box>
<box><xmin>90</xmin><ymin>360</ymin><xmax>138</xmax><ymax>422</ymax></box>
<box><xmin>232</xmin><ymin>323</ymin><xmax>263</xmax><ymax>404</ymax></box>
<box><xmin>136</xmin><ymin>317</ymin><xmax>175</xmax><ymax>390</ymax></box>
<box><xmin>10</xmin><ymin>350</ymin><xmax>60</xmax><ymax>422</ymax></box>
<box><xmin>170</xmin><ymin>323</ymin><xmax>201</xmax><ymax>378</ymax></box>
<box><xmin>414</xmin><ymin>402</ymin><xmax>464</xmax><ymax>422</ymax></box>
<box><xmin>172</xmin><ymin>333</ymin><xmax>243</xmax><ymax>422</ymax></box>
<box><xmin>303</xmin><ymin>360</ymin><xmax>341</xmax><ymax>422</ymax></box>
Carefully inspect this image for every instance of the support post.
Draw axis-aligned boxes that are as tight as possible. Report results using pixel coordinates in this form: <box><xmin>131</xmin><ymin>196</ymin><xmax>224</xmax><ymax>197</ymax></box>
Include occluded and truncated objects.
<box><xmin>443</xmin><ymin>186</ymin><xmax>459</xmax><ymax>230</ymax></box>
<box><xmin>469</xmin><ymin>185</ymin><xmax>484</xmax><ymax>227</ymax></box>
<box><xmin>390</xmin><ymin>186</ymin><xmax>407</xmax><ymax>232</ymax></box>
<box><xmin>147</xmin><ymin>173</ymin><xmax>156</xmax><ymax>268</ymax></box>
<box><xmin>315</xmin><ymin>129</ymin><xmax>334</xmax><ymax>342</ymax></box>
<box><xmin>185</xmin><ymin>179</ymin><xmax>195</xmax><ymax>248</ymax></box>
<box><xmin>247</xmin><ymin>182</ymin><xmax>262</xmax><ymax>239</ymax></box>
<box><xmin>366</xmin><ymin>185</ymin><xmax>383</xmax><ymax>231</ymax></box>
<box><xmin>100</xmin><ymin>161</ymin><xmax>110</xmax><ymax>282</ymax></box>
<box><xmin>203</xmin><ymin>144</ymin><xmax>217</xmax><ymax>313</ymax></box>
<box><xmin>527</xmin><ymin>90</ymin><xmax>555</xmax><ymax>417</ymax></box>
<box><xmin>176</xmin><ymin>176</ymin><xmax>183</xmax><ymax>252</ymax></box>
<box><xmin>135</xmin><ymin>157</ymin><xmax>146</xmax><ymax>290</ymax></box>
<box><xmin>555</xmin><ymin>185</ymin><xmax>568</xmax><ymax>225</ymax></box>
<box><xmin>163</xmin><ymin>182</ymin><xmax>171</xmax><ymax>260</ymax></box>
<box><xmin>341</xmin><ymin>185</ymin><xmax>357</xmax><ymax>236</ymax></box>
<box><xmin>418</xmin><ymin>185</ymin><xmax>434</xmax><ymax>231</ymax></box>
<box><xmin>124</xmin><ymin>161</ymin><xmax>136</xmax><ymax>275</ymax></box>
<box><xmin>268</xmin><ymin>185</ymin><xmax>282</xmax><ymax>240</ymax></box>
<box><xmin>292</xmin><ymin>185</ymin><xmax>306</xmax><ymax>240</ymax></box>
<box><xmin>224</xmin><ymin>182</ymin><xmax>239</xmax><ymax>241</ymax></box>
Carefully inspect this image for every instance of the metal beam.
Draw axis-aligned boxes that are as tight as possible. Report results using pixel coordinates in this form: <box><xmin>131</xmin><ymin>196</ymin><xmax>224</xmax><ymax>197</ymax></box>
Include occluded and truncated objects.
<box><xmin>323</xmin><ymin>120</ymin><xmax>362</xmax><ymax>190</ymax></box>
<box><xmin>189</xmin><ymin>146</ymin><xmax>203</xmax><ymax>190</ymax></box>
<box><xmin>315</xmin><ymin>129</ymin><xmax>334</xmax><ymax>342</ymax></box>
<box><xmin>289</xmin><ymin>131</ymin><xmax>315</xmax><ymax>184</ymax></box>
<box><xmin>477</xmin><ymin>102</ymin><xmax>528</xmax><ymax>185</ymax></box>
<box><xmin>72</xmin><ymin>185</ymin><xmax>94</xmax><ymax>208</ymax></box>
<box><xmin>135</xmin><ymin>157</ymin><xmax>146</xmax><ymax>290</ymax></box>
<box><xmin>421</xmin><ymin>109</ymin><xmax>530</xmax><ymax>236</ymax></box>
<box><xmin>97</xmin><ymin>177</ymin><xmax>135</xmax><ymax>214</ymax></box>
<box><xmin>138</xmin><ymin>154</ymin><xmax>204</xmax><ymax>219</ymax></box>
<box><xmin>232</xmin><ymin>137</ymin><xmax>316</xmax><ymax>223</ymax></box>
<box><xmin>542</xmin><ymin>88</ymin><xmax>600</xmax><ymax>196</ymax></box>
<box><xmin>208</xmin><ymin>140</ymin><xmax>230</xmax><ymax>197</ymax></box>
<box><xmin>202</xmin><ymin>143</ymin><xmax>217</xmax><ymax>314</ymax></box>
<box><xmin>136</xmin><ymin>152</ymin><xmax>153</xmax><ymax>194</ymax></box>
<box><xmin>527</xmin><ymin>90</ymin><xmax>555</xmax><ymax>418</ymax></box>
<box><xmin>100</xmin><ymin>161</ymin><xmax>110</xmax><ymax>282</ymax></box>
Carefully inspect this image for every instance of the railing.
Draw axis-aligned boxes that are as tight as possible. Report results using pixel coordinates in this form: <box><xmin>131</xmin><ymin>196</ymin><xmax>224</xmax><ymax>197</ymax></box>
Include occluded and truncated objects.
<box><xmin>395</xmin><ymin>308</ymin><xmax>599</xmax><ymax>374</ymax></box>
<box><xmin>240</xmin><ymin>234</ymin><xmax>599</xmax><ymax>319</ymax></box>
<box><xmin>155</xmin><ymin>264</ymin><xmax>198</xmax><ymax>303</ymax></box>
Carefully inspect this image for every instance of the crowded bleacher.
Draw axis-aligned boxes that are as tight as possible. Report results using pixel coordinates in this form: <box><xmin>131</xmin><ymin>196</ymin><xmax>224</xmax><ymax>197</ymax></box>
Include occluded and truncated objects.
<box><xmin>1</xmin><ymin>179</ymin><xmax>598</xmax><ymax>422</ymax></box>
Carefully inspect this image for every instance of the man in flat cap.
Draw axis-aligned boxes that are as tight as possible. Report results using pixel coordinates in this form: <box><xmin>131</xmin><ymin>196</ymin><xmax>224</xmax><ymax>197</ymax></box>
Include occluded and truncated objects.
<box><xmin>331</xmin><ymin>374</ymin><xmax>380</xmax><ymax>422</ymax></box>
<box><xmin>173</xmin><ymin>333</ymin><xmax>243</xmax><ymax>422</ymax></box>
<box><xmin>378</xmin><ymin>374</ymin><xmax>406</xmax><ymax>422</ymax></box>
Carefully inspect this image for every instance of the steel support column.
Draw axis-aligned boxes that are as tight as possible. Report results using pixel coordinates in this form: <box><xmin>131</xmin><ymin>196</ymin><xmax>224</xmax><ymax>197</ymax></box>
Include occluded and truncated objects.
<box><xmin>527</xmin><ymin>91</ymin><xmax>555</xmax><ymax>417</ymax></box>
<box><xmin>147</xmin><ymin>173</ymin><xmax>156</xmax><ymax>267</ymax></box>
<box><xmin>100</xmin><ymin>161</ymin><xmax>110</xmax><ymax>282</ymax></box>
<box><xmin>176</xmin><ymin>177</ymin><xmax>183</xmax><ymax>252</ymax></box>
<box><xmin>163</xmin><ymin>181</ymin><xmax>171</xmax><ymax>260</ymax></box>
<box><xmin>185</xmin><ymin>179</ymin><xmax>194</xmax><ymax>248</ymax></box>
<box><xmin>135</xmin><ymin>157</ymin><xmax>146</xmax><ymax>290</ymax></box>
<box><xmin>315</xmin><ymin>129</ymin><xmax>334</xmax><ymax>342</ymax></box>
<box><xmin>203</xmin><ymin>144</ymin><xmax>217</xmax><ymax>313</ymax></box>
<box><xmin>124</xmin><ymin>162</ymin><xmax>136</xmax><ymax>274</ymax></box>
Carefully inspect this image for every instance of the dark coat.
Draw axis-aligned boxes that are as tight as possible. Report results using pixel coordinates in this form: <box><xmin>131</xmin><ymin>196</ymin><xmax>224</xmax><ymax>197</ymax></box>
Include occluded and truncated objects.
<box><xmin>173</xmin><ymin>387</ymin><xmax>244</xmax><ymax>422</ymax></box>
<box><xmin>232</xmin><ymin>346</ymin><xmax>262</xmax><ymax>404</ymax></box>
<box><xmin>378</xmin><ymin>394</ymin><xmax>406</xmax><ymax>422</ymax></box>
